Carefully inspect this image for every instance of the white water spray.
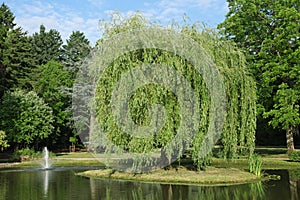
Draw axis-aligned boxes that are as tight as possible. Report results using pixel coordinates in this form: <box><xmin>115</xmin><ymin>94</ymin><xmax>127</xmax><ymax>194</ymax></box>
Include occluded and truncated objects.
<box><xmin>43</xmin><ymin>147</ymin><xmax>49</xmax><ymax>169</ymax></box>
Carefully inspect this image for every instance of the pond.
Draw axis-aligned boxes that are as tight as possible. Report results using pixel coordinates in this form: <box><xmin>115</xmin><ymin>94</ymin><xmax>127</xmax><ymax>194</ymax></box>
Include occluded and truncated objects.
<box><xmin>0</xmin><ymin>167</ymin><xmax>299</xmax><ymax>200</ymax></box>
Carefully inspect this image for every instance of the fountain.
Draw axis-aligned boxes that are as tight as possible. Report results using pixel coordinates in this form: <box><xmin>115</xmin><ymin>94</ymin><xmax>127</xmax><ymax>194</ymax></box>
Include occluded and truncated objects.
<box><xmin>43</xmin><ymin>147</ymin><xmax>50</xmax><ymax>169</ymax></box>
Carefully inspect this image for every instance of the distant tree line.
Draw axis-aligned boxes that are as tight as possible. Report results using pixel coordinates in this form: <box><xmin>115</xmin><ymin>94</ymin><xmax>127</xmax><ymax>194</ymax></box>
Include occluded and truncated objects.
<box><xmin>0</xmin><ymin>3</ymin><xmax>91</xmax><ymax>151</ymax></box>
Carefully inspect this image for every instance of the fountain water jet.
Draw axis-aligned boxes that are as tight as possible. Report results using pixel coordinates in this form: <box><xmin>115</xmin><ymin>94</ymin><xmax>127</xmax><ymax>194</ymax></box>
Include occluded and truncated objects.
<box><xmin>43</xmin><ymin>147</ymin><xmax>50</xmax><ymax>169</ymax></box>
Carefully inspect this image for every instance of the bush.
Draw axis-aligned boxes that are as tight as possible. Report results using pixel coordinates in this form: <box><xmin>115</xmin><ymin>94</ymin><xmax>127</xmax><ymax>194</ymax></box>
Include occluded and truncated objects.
<box><xmin>13</xmin><ymin>148</ymin><xmax>42</xmax><ymax>161</ymax></box>
<box><xmin>288</xmin><ymin>152</ymin><xmax>300</xmax><ymax>162</ymax></box>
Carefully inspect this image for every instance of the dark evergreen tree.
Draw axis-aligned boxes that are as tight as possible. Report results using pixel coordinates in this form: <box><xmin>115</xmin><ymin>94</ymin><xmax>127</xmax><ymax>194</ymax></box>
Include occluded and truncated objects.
<box><xmin>0</xmin><ymin>3</ymin><xmax>16</xmax><ymax>98</ymax></box>
<box><xmin>62</xmin><ymin>31</ymin><xmax>91</xmax><ymax>76</ymax></box>
<box><xmin>2</xmin><ymin>27</ymin><xmax>34</xmax><ymax>90</ymax></box>
<box><xmin>0</xmin><ymin>3</ymin><xmax>34</xmax><ymax>97</ymax></box>
<box><xmin>30</xmin><ymin>25</ymin><xmax>63</xmax><ymax>66</ymax></box>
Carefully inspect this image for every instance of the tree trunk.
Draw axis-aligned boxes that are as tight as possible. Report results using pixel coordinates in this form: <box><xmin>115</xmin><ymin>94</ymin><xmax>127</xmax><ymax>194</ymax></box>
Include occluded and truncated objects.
<box><xmin>89</xmin><ymin>114</ymin><xmax>95</xmax><ymax>151</ymax></box>
<box><xmin>286</xmin><ymin>125</ymin><xmax>295</xmax><ymax>153</ymax></box>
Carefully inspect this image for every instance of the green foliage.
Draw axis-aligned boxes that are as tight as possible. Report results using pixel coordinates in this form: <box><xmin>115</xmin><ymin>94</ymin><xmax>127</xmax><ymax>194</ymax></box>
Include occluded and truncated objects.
<box><xmin>91</xmin><ymin>13</ymin><xmax>256</xmax><ymax>171</ymax></box>
<box><xmin>219</xmin><ymin>0</ymin><xmax>300</xmax><ymax>151</ymax></box>
<box><xmin>0</xmin><ymin>3</ymin><xmax>15</xmax><ymax>56</ymax></box>
<box><xmin>30</xmin><ymin>25</ymin><xmax>63</xmax><ymax>66</ymax></box>
<box><xmin>0</xmin><ymin>90</ymin><xmax>54</xmax><ymax>149</ymax></box>
<box><xmin>0</xmin><ymin>130</ymin><xmax>9</xmax><ymax>148</ymax></box>
<box><xmin>12</xmin><ymin>147</ymin><xmax>42</xmax><ymax>161</ymax></box>
<box><xmin>62</xmin><ymin>31</ymin><xmax>91</xmax><ymax>76</ymax></box>
<box><xmin>186</xmin><ymin>29</ymin><xmax>257</xmax><ymax>159</ymax></box>
<box><xmin>289</xmin><ymin>169</ymin><xmax>300</xmax><ymax>181</ymax></box>
<box><xmin>0</xmin><ymin>3</ymin><xmax>87</xmax><ymax>151</ymax></box>
<box><xmin>248</xmin><ymin>154</ymin><xmax>262</xmax><ymax>177</ymax></box>
<box><xmin>0</xmin><ymin>3</ymin><xmax>33</xmax><ymax>97</ymax></box>
<box><xmin>33</xmin><ymin>61</ymin><xmax>74</xmax><ymax>148</ymax></box>
<box><xmin>2</xmin><ymin>27</ymin><xmax>34</xmax><ymax>90</ymax></box>
<box><xmin>264</xmin><ymin>84</ymin><xmax>300</xmax><ymax>128</ymax></box>
<box><xmin>288</xmin><ymin>151</ymin><xmax>300</xmax><ymax>162</ymax></box>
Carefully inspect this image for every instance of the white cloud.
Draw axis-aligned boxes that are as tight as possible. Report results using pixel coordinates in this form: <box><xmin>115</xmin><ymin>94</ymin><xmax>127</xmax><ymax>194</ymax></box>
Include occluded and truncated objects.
<box><xmin>87</xmin><ymin>0</ymin><xmax>104</xmax><ymax>8</ymax></box>
<box><xmin>157</xmin><ymin>0</ymin><xmax>219</xmax><ymax>9</ymax></box>
<box><xmin>12</xmin><ymin>1</ymin><xmax>101</xmax><ymax>45</ymax></box>
<box><xmin>142</xmin><ymin>0</ymin><xmax>227</xmax><ymax>26</ymax></box>
<box><xmin>9</xmin><ymin>0</ymin><xmax>227</xmax><ymax>45</ymax></box>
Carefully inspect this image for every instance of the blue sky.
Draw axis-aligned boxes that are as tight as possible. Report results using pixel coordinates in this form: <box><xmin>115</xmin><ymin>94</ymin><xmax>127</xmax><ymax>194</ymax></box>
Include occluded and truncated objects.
<box><xmin>5</xmin><ymin>0</ymin><xmax>228</xmax><ymax>45</ymax></box>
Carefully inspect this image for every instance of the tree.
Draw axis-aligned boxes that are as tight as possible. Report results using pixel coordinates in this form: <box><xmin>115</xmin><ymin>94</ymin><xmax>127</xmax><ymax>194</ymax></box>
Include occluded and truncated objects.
<box><xmin>33</xmin><ymin>61</ymin><xmax>74</xmax><ymax>149</ymax></box>
<box><xmin>218</xmin><ymin>0</ymin><xmax>300</xmax><ymax>152</ymax></box>
<box><xmin>0</xmin><ymin>90</ymin><xmax>54</xmax><ymax>150</ymax></box>
<box><xmin>60</xmin><ymin>31</ymin><xmax>91</xmax><ymax>149</ymax></box>
<box><xmin>0</xmin><ymin>3</ymin><xmax>15</xmax><ymax>98</ymax></box>
<box><xmin>74</xmin><ymin>13</ymin><xmax>256</xmax><ymax>172</ymax></box>
<box><xmin>62</xmin><ymin>31</ymin><xmax>91</xmax><ymax>76</ymax></box>
<box><xmin>0</xmin><ymin>3</ymin><xmax>15</xmax><ymax>57</ymax></box>
<box><xmin>2</xmin><ymin>27</ymin><xmax>35</xmax><ymax>90</ymax></box>
<box><xmin>30</xmin><ymin>25</ymin><xmax>63</xmax><ymax>66</ymax></box>
<box><xmin>0</xmin><ymin>3</ymin><xmax>34</xmax><ymax>97</ymax></box>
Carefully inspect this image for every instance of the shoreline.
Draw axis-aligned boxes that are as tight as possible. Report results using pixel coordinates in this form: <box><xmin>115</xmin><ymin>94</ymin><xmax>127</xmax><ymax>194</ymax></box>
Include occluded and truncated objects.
<box><xmin>77</xmin><ymin>166</ymin><xmax>264</xmax><ymax>186</ymax></box>
<box><xmin>1</xmin><ymin>151</ymin><xmax>297</xmax><ymax>186</ymax></box>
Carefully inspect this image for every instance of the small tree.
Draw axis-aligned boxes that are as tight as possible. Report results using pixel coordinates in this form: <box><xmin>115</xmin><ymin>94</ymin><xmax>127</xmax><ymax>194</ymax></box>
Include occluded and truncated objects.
<box><xmin>264</xmin><ymin>84</ymin><xmax>300</xmax><ymax>152</ymax></box>
<box><xmin>69</xmin><ymin>136</ymin><xmax>77</xmax><ymax>152</ymax></box>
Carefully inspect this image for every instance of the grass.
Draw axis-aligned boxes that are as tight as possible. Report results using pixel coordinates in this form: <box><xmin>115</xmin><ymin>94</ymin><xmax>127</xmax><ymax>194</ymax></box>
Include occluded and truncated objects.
<box><xmin>212</xmin><ymin>146</ymin><xmax>300</xmax><ymax>170</ymax></box>
<box><xmin>78</xmin><ymin>166</ymin><xmax>261</xmax><ymax>186</ymax></box>
<box><xmin>212</xmin><ymin>157</ymin><xmax>300</xmax><ymax>170</ymax></box>
<box><xmin>0</xmin><ymin>147</ymin><xmax>300</xmax><ymax>174</ymax></box>
<box><xmin>254</xmin><ymin>147</ymin><xmax>289</xmax><ymax>158</ymax></box>
<box><xmin>76</xmin><ymin>146</ymin><xmax>299</xmax><ymax>185</ymax></box>
<box><xmin>54</xmin><ymin>152</ymin><xmax>94</xmax><ymax>158</ymax></box>
<box><xmin>0</xmin><ymin>157</ymin><xmax>103</xmax><ymax>169</ymax></box>
<box><xmin>1</xmin><ymin>159</ymin><xmax>103</xmax><ymax>168</ymax></box>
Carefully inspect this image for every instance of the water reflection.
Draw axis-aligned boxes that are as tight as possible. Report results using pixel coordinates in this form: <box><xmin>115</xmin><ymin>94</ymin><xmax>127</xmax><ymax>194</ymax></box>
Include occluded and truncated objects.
<box><xmin>88</xmin><ymin>178</ymin><xmax>266</xmax><ymax>200</ymax></box>
<box><xmin>0</xmin><ymin>168</ymin><xmax>298</xmax><ymax>200</ymax></box>
<box><xmin>289</xmin><ymin>170</ymin><xmax>300</xmax><ymax>200</ymax></box>
<box><xmin>44</xmin><ymin>170</ymin><xmax>49</xmax><ymax>197</ymax></box>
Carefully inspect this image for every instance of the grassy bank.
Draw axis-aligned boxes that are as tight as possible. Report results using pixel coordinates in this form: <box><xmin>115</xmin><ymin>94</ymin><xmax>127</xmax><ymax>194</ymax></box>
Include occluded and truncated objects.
<box><xmin>212</xmin><ymin>147</ymin><xmax>300</xmax><ymax>170</ymax></box>
<box><xmin>211</xmin><ymin>157</ymin><xmax>300</xmax><ymax>170</ymax></box>
<box><xmin>76</xmin><ymin>147</ymin><xmax>299</xmax><ymax>186</ymax></box>
<box><xmin>0</xmin><ymin>152</ymin><xmax>103</xmax><ymax>169</ymax></box>
<box><xmin>78</xmin><ymin>166</ymin><xmax>261</xmax><ymax>186</ymax></box>
<box><xmin>0</xmin><ymin>159</ymin><xmax>103</xmax><ymax>169</ymax></box>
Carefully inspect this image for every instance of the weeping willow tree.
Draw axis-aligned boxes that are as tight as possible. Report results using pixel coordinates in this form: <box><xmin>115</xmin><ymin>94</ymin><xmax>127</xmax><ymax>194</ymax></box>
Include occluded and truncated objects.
<box><xmin>185</xmin><ymin>28</ymin><xmax>257</xmax><ymax>159</ymax></box>
<box><xmin>73</xmin><ymin>13</ymin><xmax>256</xmax><ymax>172</ymax></box>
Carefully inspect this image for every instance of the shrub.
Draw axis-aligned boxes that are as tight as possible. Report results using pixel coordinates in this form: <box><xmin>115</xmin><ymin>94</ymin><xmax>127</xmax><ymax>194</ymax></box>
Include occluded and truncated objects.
<box><xmin>288</xmin><ymin>151</ymin><xmax>300</xmax><ymax>162</ymax></box>
<box><xmin>13</xmin><ymin>148</ymin><xmax>42</xmax><ymax>161</ymax></box>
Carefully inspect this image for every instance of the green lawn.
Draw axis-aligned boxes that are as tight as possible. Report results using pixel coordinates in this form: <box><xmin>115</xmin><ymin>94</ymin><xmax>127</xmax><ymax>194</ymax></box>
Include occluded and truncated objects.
<box><xmin>78</xmin><ymin>166</ymin><xmax>261</xmax><ymax>186</ymax></box>
<box><xmin>1</xmin><ymin>147</ymin><xmax>299</xmax><ymax>170</ymax></box>
<box><xmin>54</xmin><ymin>152</ymin><xmax>94</xmax><ymax>158</ymax></box>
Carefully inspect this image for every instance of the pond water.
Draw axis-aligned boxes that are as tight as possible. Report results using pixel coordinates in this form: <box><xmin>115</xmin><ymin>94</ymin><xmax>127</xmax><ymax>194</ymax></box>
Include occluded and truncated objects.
<box><xmin>0</xmin><ymin>167</ymin><xmax>299</xmax><ymax>200</ymax></box>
